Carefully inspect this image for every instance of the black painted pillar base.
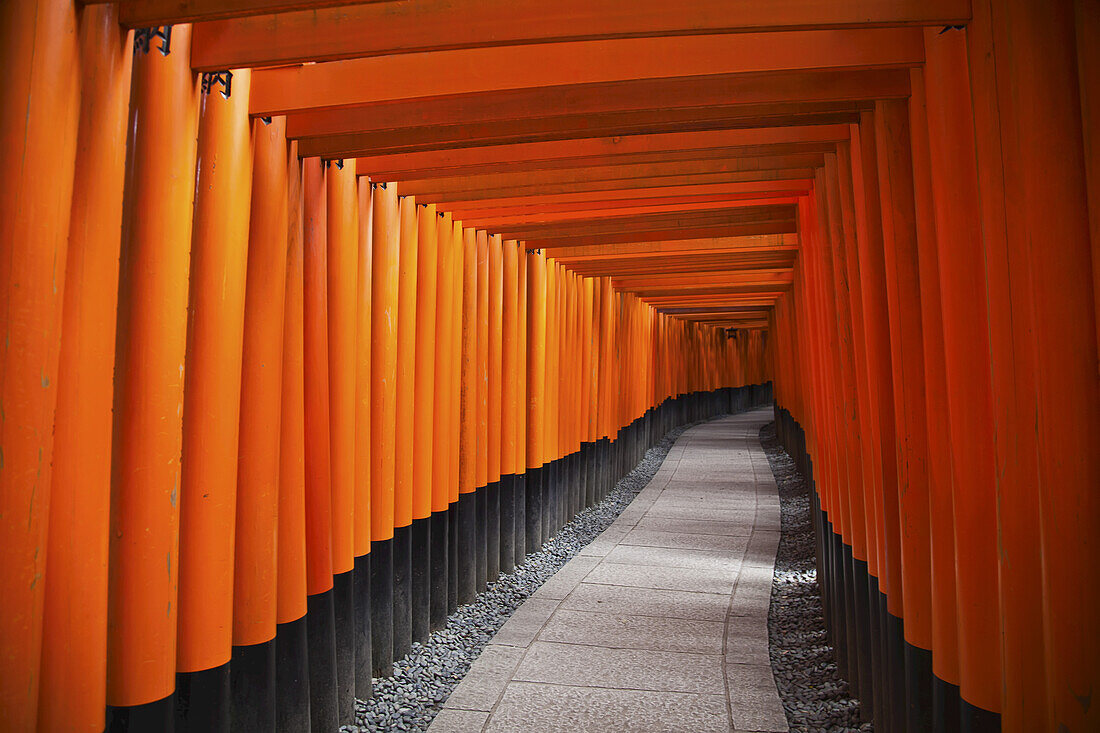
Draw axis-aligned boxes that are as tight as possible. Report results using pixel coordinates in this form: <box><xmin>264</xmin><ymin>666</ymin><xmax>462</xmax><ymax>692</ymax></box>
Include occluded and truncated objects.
<box><xmin>106</xmin><ymin>692</ymin><xmax>174</xmax><ymax>733</ymax></box>
<box><xmin>585</xmin><ymin>441</ymin><xmax>597</xmax><ymax>508</ymax></box>
<box><xmin>411</xmin><ymin>516</ymin><xmax>431</xmax><ymax>644</ymax></box>
<box><xmin>868</xmin><ymin>574</ymin><xmax>885</xmax><ymax>725</ymax></box>
<box><xmin>851</xmin><ymin>556</ymin><xmax>874</xmax><ymax>721</ymax></box>
<box><xmin>332</xmin><ymin>569</ymin><xmax>355</xmax><ymax>723</ymax></box>
<box><xmin>447</xmin><ymin>501</ymin><xmax>459</xmax><ymax>614</ymax></box>
<box><xmin>274</xmin><ymin>615</ymin><xmax>310</xmax><ymax>733</ymax></box>
<box><xmin>486</xmin><ymin>480</ymin><xmax>501</xmax><ymax>582</ymax></box>
<box><xmin>513</xmin><ymin>472</ymin><xmax>526</xmax><ymax>566</ymax></box>
<box><xmin>879</xmin><ymin>591</ymin><xmax>895</xmax><ymax>730</ymax></box>
<box><xmin>457</xmin><ymin>492</ymin><xmax>477</xmax><ymax>605</ymax></box>
<box><xmin>905</xmin><ymin>641</ymin><xmax>934</xmax><ymax>731</ymax></box>
<box><xmin>599</xmin><ymin>437</ymin><xmax>611</xmax><ymax>501</ymax></box>
<box><xmin>499</xmin><ymin>474</ymin><xmax>516</xmax><ymax>575</ymax></box>
<box><xmin>539</xmin><ymin>461</ymin><xmax>551</xmax><ymax>542</ymax></box>
<box><xmin>525</xmin><ymin>466</ymin><xmax>543</xmax><ymax>554</ymax></box>
<box><xmin>353</xmin><ymin>553</ymin><xmax>373</xmax><ymax>699</ymax></box>
<box><xmin>305</xmin><ymin>589</ymin><xmax>338</xmax><ymax>732</ymax></box>
<box><xmin>369</xmin><ymin>537</ymin><xmax>393</xmax><ymax>677</ymax></box>
<box><xmin>576</xmin><ymin>449</ymin><xmax>585</xmax><ymax>517</ymax></box>
<box><xmin>430</xmin><ymin>510</ymin><xmax>449</xmax><ymax>631</ymax></box>
<box><xmin>230</xmin><ymin>639</ymin><xmax>275</xmax><ymax>731</ymax></box>
<box><xmin>960</xmin><ymin>698</ymin><xmax>1001</xmax><ymax>733</ymax></box>
<box><xmin>886</xmin><ymin>608</ymin><xmax>907</xmax><ymax>733</ymax></box>
<box><xmin>841</xmin><ymin>543</ymin><xmax>861</xmax><ymax>696</ymax></box>
<box><xmin>174</xmin><ymin>664</ymin><xmax>230</xmax><ymax>733</ymax></box>
<box><xmin>475</xmin><ymin>487</ymin><xmax>488</xmax><ymax>592</ymax></box>
<box><xmin>933</xmin><ymin>675</ymin><xmax>962</xmax><ymax>733</ymax></box>
<box><xmin>392</xmin><ymin>524</ymin><xmax>413</xmax><ymax>661</ymax></box>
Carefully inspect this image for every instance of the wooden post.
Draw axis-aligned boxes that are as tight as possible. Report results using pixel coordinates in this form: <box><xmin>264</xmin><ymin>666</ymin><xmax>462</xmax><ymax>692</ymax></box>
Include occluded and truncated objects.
<box><xmin>105</xmin><ymin>23</ymin><xmax>199</xmax><ymax>728</ymax></box>
<box><xmin>326</xmin><ymin>158</ymin><xmax>358</xmax><ymax>722</ymax></box>
<box><xmin>369</xmin><ymin>182</ymin><xmax>399</xmax><ymax>676</ymax></box>
<box><xmin>412</xmin><ymin>202</ymin><xmax>439</xmax><ymax>642</ymax></box>
<box><xmin>176</xmin><ymin>64</ymin><xmax>253</xmax><ymax>731</ymax></box>
<box><xmin>276</xmin><ymin>146</ymin><xmax>310</xmax><ymax>733</ymax></box>
<box><xmin>38</xmin><ymin>6</ymin><xmax>129</xmax><ymax>730</ymax></box>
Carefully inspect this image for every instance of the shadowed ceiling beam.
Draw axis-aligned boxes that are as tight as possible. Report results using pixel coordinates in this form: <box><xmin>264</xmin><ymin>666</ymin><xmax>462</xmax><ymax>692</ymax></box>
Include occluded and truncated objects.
<box><xmin>248</xmin><ymin>29</ymin><xmax>924</xmax><ymax>115</ymax></box>
<box><xmin>350</xmin><ymin>124</ymin><xmax>848</xmax><ymax>178</ymax></box>
<box><xmin>285</xmin><ymin>69</ymin><xmax>906</xmax><ymax>140</ymax></box>
<box><xmin>190</xmin><ymin>0</ymin><xmax>967</xmax><ymax>69</ymax></box>
<box><xmin>420</xmin><ymin>169</ymin><xmax>820</xmax><ymax>204</ymax></box>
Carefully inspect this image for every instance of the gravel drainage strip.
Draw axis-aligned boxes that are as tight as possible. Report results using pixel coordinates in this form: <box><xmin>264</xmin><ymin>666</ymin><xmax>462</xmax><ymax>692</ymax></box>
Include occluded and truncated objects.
<box><xmin>760</xmin><ymin>421</ymin><xmax>872</xmax><ymax>733</ymax></box>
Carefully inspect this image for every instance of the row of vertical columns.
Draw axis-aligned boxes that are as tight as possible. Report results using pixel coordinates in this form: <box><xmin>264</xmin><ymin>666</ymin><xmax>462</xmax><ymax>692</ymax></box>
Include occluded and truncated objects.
<box><xmin>770</xmin><ymin>8</ymin><xmax>1099</xmax><ymax>732</ymax></box>
<box><xmin>0</xmin><ymin>10</ymin><xmax>771</xmax><ymax>724</ymax></box>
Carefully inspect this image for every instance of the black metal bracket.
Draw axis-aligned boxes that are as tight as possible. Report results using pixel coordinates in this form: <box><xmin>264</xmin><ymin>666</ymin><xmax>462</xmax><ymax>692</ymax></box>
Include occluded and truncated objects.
<box><xmin>201</xmin><ymin>70</ymin><xmax>233</xmax><ymax>99</ymax></box>
<box><xmin>939</xmin><ymin>24</ymin><xmax>965</xmax><ymax>34</ymax></box>
<box><xmin>323</xmin><ymin>159</ymin><xmax>344</xmax><ymax>170</ymax></box>
<box><xmin>135</xmin><ymin>26</ymin><xmax>172</xmax><ymax>56</ymax></box>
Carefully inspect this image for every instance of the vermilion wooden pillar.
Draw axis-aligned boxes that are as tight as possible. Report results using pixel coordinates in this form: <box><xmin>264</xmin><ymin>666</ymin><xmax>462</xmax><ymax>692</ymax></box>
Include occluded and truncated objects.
<box><xmin>851</xmin><ymin>110</ymin><xmax>905</xmax><ymax>730</ymax></box>
<box><xmin>826</xmin><ymin>150</ymin><xmax>878</xmax><ymax>718</ymax></box>
<box><xmin>411</xmin><ymin>202</ymin><xmax>439</xmax><ymax>643</ymax></box>
<box><xmin>970</xmin><ymin>3</ymin><xmax>1100</xmax><ymax>729</ymax></box>
<box><xmin>500</xmin><ymin>239</ymin><xmax>519</xmax><ymax>573</ymax></box>
<box><xmin>0</xmin><ymin>1</ymin><xmax>80</xmax><ymax>718</ymax></box>
<box><xmin>904</xmin><ymin>67</ymin><xmax>947</xmax><ymax>731</ymax></box>
<box><xmin>392</xmin><ymin>194</ymin><xmax>419</xmax><ymax>660</ymax></box>
<box><xmin>474</xmin><ymin>229</ymin><xmax>490</xmax><ymax>588</ymax></box>
<box><xmin>487</xmin><ymin>234</ymin><xmax>504</xmax><ymax>579</ymax></box>
<box><xmin>326</xmin><ymin>158</ymin><xmax>358</xmax><ymax>723</ymax></box>
<box><xmin>176</xmin><ymin>66</ymin><xmax>253</xmax><ymax>732</ymax></box>
<box><xmin>232</xmin><ymin>115</ymin><xmax>290</xmax><ymax>731</ymax></box>
<box><xmin>431</xmin><ymin>211</ymin><xmax>455</xmax><ymax>629</ymax></box>
<box><xmin>370</xmin><ymin>182</ymin><xmax>400</xmax><ymax>676</ymax></box>
<box><xmin>276</xmin><ymin>145</ymin><xmax>310</xmax><ymax>733</ymax></box>
<box><xmin>447</xmin><ymin>218</ymin><xmax>464</xmax><ymax>612</ymax></box>
<box><xmin>105</xmin><ymin>23</ymin><xmax>199</xmax><ymax>729</ymax></box>
<box><xmin>353</xmin><ymin>175</ymin><xmax>374</xmax><ymax>698</ymax></box>
<box><xmin>38</xmin><ymin>6</ymin><xmax>129</xmax><ymax>731</ymax></box>
<box><xmin>302</xmin><ymin>157</ymin><xmax>338</xmax><ymax>731</ymax></box>
<box><xmin>544</xmin><ymin>260</ymin><xmax>560</xmax><ymax>536</ymax></box>
<box><xmin>514</xmin><ymin>245</ymin><xmax>529</xmax><ymax>559</ymax></box>
<box><xmin>873</xmin><ymin>98</ymin><xmax>934</xmax><ymax>730</ymax></box>
<box><xmin>835</xmin><ymin>144</ymin><xmax>885</xmax><ymax>716</ymax></box>
<box><xmin>458</xmin><ymin>226</ymin><xmax>478</xmax><ymax>603</ymax></box>
<box><xmin>921</xmin><ymin>27</ymin><xmax>999</xmax><ymax>732</ymax></box>
<box><xmin>525</xmin><ymin>250</ymin><xmax>547</xmax><ymax>553</ymax></box>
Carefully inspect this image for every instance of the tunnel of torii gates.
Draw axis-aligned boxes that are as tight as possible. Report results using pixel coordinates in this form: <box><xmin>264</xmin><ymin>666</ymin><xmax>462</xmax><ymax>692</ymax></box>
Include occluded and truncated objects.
<box><xmin>0</xmin><ymin>1</ymin><xmax>1098</xmax><ymax>733</ymax></box>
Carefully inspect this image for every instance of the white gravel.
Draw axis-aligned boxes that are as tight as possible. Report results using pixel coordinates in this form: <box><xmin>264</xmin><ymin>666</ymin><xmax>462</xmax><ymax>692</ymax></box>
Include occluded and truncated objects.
<box><xmin>760</xmin><ymin>421</ymin><xmax>873</xmax><ymax>733</ymax></box>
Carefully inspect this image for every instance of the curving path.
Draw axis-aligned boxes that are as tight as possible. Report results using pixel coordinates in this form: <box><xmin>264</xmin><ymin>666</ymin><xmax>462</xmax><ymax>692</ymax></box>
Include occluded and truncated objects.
<box><xmin>429</xmin><ymin>409</ymin><xmax>788</xmax><ymax>733</ymax></box>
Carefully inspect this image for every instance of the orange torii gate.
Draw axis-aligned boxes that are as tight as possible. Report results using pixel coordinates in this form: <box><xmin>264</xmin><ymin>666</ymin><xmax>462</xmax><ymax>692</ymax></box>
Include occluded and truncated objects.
<box><xmin>1</xmin><ymin>2</ymin><xmax>1098</xmax><ymax>733</ymax></box>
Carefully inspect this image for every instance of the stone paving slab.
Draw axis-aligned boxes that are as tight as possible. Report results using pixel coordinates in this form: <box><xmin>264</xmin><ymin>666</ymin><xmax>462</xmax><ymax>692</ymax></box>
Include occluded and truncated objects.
<box><xmin>429</xmin><ymin>409</ymin><xmax>788</xmax><ymax>732</ymax></box>
<box><xmin>538</xmin><ymin>608</ymin><xmax>726</xmax><ymax>654</ymax></box>
<box><xmin>560</xmin><ymin>583</ymin><xmax>732</xmax><ymax>622</ymax></box>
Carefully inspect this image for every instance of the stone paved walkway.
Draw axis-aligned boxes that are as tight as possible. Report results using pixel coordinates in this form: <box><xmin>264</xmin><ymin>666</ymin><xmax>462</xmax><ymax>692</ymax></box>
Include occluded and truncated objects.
<box><xmin>428</xmin><ymin>409</ymin><xmax>788</xmax><ymax>733</ymax></box>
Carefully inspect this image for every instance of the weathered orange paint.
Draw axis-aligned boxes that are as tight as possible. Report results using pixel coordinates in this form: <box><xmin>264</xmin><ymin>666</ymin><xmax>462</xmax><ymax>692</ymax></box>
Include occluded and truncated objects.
<box><xmin>354</xmin><ymin>177</ymin><xmax>373</xmax><ymax>556</ymax></box>
<box><xmin>302</xmin><ymin>157</ymin><xmax>334</xmax><ymax>596</ymax></box>
<box><xmin>105</xmin><ymin>23</ymin><xmax>199</xmax><ymax>708</ymax></box>
<box><xmin>37</xmin><ymin>6</ymin><xmax>130</xmax><ymax>728</ymax></box>
<box><xmin>394</xmin><ymin>195</ymin><xmax>419</xmax><ymax>529</ymax></box>
<box><xmin>413</xmin><ymin>203</ymin><xmax>439</xmax><ymax>521</ymax></box>
<box><xmin>327</xmin><ymin>158</ymin><xmax>359</xmax><ymax>574</ymax></box>
<box><xmin>177</xmin><ymin>67</ymin><xmax>254</xmax><ymax>674</ymax></box>
<box><xmin>370</xmin><ymin>183</ymin><xmax>400</xmax><ymax>539</ymax></box>
<box><xmin>234</xmin><ymin>116</ymin><xmax>290</xmax><ymax>647</ymax></box>
<box><xmin>277</xmin><ymin>145</ymin><xmax>308</xmax><ymax>626</ymax></box>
